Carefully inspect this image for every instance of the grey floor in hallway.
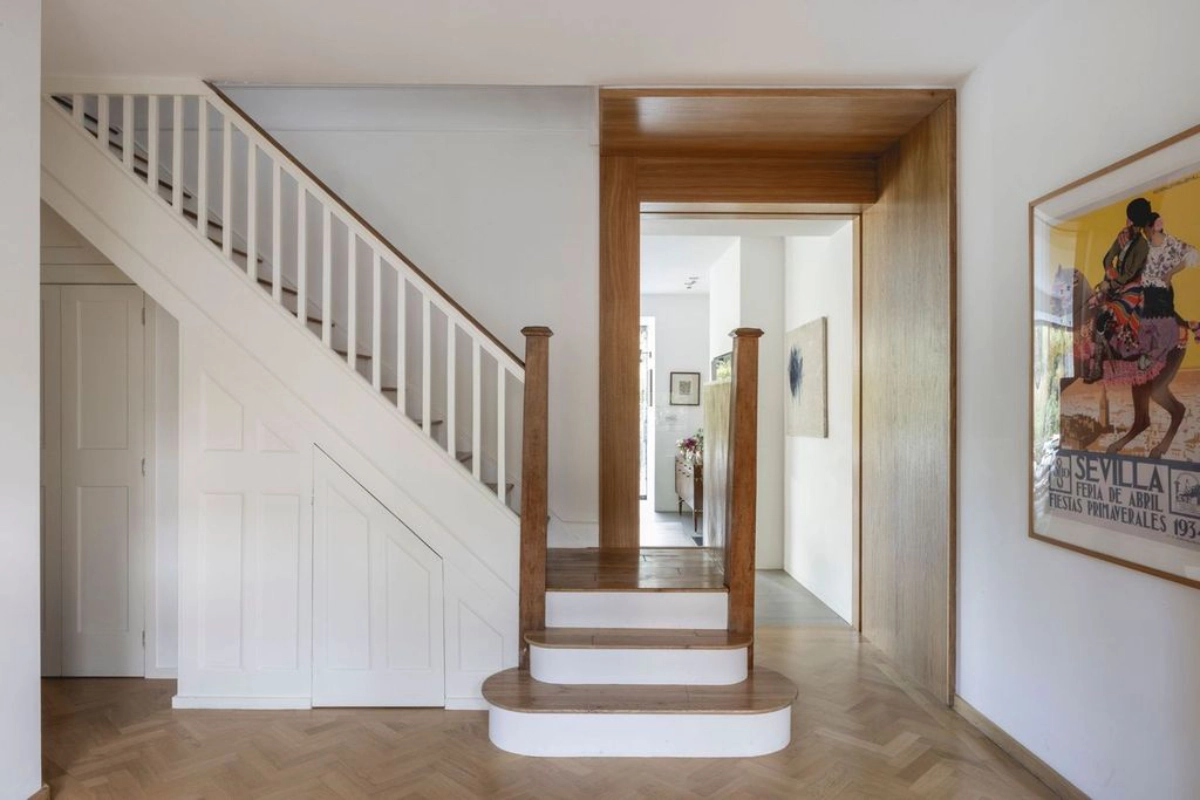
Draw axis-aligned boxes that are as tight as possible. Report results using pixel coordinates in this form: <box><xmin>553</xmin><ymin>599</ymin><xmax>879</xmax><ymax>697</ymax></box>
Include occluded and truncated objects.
<box><xmin>756</xmin><ymin>569</ymin><xmax>849</xmax><ymax>627</ymax></box>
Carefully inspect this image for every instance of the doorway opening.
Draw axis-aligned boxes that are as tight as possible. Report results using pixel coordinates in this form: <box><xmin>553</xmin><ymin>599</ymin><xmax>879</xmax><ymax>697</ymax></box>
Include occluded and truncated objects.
<box><xmin>636</xmin><ymin>211</ymin><xmax>859</xmax><ymax>625</ymax></box>
<box><xmin>39</xmin><ymin>203</ymin><xmax>180</xmax><ymax>681</ymax></box>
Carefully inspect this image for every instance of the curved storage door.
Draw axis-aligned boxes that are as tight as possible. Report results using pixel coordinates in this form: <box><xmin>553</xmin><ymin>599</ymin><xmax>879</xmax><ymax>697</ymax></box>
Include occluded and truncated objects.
<box><xmin>313</xmin><ymin>451</ymin><xmax>444</xmax><ymax>707</ymax></box>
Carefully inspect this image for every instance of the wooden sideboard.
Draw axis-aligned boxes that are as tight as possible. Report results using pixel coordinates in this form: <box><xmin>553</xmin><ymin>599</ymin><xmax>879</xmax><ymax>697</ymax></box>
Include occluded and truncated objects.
<box><xmin>675</xmin><ymin>454</ymin><xmax>703</xmax><ymax>532</ymax></box>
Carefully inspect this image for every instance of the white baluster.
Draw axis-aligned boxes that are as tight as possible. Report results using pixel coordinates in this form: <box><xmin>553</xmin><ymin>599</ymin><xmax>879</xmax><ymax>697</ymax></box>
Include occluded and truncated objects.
<box><xmin>396</xmin><ymin>274</ymin><xmax>407</xmax><ymax>413</ymax></box>
<box><xmin>122</xmin><ymin>95</ymin><xmax>133</xmax><ymax>169</ymax></box>
<box><xmin>372</xmin><ymin>251</ymin><xmax>382</xmax><ymax>391</ymax></box>
<box><xmin>97</xmin><ymin>95</ymin><xmax>110</xmax><ymax>156</ymax></box>
<box><xmin>72</xmin><ymin>94</ymin><xmax>83</xmax><ymax>126</ymax></box>
<box><xmin>496</xmin><ymin>362</ymin><xmax>506</xmax><ymax>501</ymax></box>
<box><xmin>246</xmin><ymin>143</ymin><xmax>258</xmax><ymax>282</ymax></box>
<box><xmin>446</xmin><ymin>317</ymin><xmax>456</xmax><ymax>455</ymax></box>
<box><xmin>272</xmin><ymin>162</ymin><xmax>282</xmax><ymax>303</ymax></box>
<box><xmin>472</xmin><ymin>341</ymin><xmax>482</xmax><ymax>480</ymax></box>
<box><xmin>321</xmin><ymin>207</ymin><xmax>332</xmax><ymax>346</ymax></box>
<box><xmin>196</xmin><ymin>100</ymin><xmax>208</xmax><ymax>237</ymax></box>
<box><xmin>171</xmin><ymin>96</ymin><xmax>183</xmax><ymax>211</ymax></box>
<box><xmin>347</xmin><ymin>234</ymin><xmax>357</xmax><ymax>369</ymax></box>
<box><xmin>146</xmin><ymin>96</ymin><xmax>159</xmax><ymax>192</ymax></box>
<box><xmin>296</xmin><ymin>189</ymin><xmax>307</xmax><ymax>324</ymax></box>
<box><xmin>221</xmin><ymin>118</ymin><xmax>232</xmax><ymax>259</ymax></box>
<box><xmin>422</xmin><ymin>295</ymin><xmax>432</xmax><ymax>437</ymax></box>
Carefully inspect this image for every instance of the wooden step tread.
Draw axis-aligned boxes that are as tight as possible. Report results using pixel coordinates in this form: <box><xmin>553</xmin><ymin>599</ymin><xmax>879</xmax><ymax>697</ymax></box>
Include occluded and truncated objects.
<box><xmin>525</xmin><ymin>628</ymin><xmax>751</xmax><ymax>650</ymax></box>
<box><xmin>482</xmin><ymin>667</ymin><xmax>795</xmax><ymax>715</ymax></box>
<box><xmin>547</xmin><ymin>547</ymin><xmax>727</xmax><ymax>592</ymax></box>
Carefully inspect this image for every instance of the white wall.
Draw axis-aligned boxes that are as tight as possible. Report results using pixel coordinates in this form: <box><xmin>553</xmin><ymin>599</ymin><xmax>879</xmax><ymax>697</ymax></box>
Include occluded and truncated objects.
<box><xmin>641</xmin><ymin>294</ymin><xmax>709</xmax><ymax>513</ymax></box>
<box><xmin>708</xmin><ymin>242</ymin><xmax>741</xmax><ymax>362</ymax></box>
<box><xmin>958</xmin><ymin>1</ymin><xmax>1200</xmax><ymax>796</ymax></box>
<box><xmin>223</xmin><ymin>86</ymin><xmax>600</xmax><ymax>543</ymax></box>
<box><xmin>783</xmin><ymin>226</ymin><xmax>855</xmax><ymax>623</ymax></box>
<box><xmin>739</xmin><ymin>238</ymin><xmax>785</xmax><ymax>570</ymax></box>
<box><xmin>0</xmin><ymin>0</ymin><xmax>43</xmax><ymax>796</ymax></box>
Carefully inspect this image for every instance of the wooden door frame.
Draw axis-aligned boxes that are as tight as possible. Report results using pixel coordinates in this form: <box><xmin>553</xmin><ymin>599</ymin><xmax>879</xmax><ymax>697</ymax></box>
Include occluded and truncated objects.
<box><xmin>599</xmin><ymin>156</ymin><xmax>875</xmax><ymax>549</ymax></box>
<box><xmin>598</xmin><ymin>87</ymin><xmax>956</xmax><ymax>703</ymax></box>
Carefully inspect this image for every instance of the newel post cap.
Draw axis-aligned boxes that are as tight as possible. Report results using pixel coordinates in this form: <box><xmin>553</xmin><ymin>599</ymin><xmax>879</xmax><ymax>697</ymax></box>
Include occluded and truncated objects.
<box><xmin>729</xmin><ymin>327</ymin><xmax>764</xmax><ymax>339</ymax></box>
<box><xmin>521</xmin><ymin>326</ymin><xmax>554</xmax><ymax>338</ymax></box>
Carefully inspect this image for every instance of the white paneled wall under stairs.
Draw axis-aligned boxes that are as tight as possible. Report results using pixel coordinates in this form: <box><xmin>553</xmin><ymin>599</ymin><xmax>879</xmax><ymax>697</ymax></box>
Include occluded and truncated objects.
<box><xmin>45</xmin><ymin>86</ymin><xmax>523</xmax><ymax>512</ymax></box>
<box><xmin>41</xmin><ymin>80</ymin><xmax>526</xmax><ymax>709</ymax></box>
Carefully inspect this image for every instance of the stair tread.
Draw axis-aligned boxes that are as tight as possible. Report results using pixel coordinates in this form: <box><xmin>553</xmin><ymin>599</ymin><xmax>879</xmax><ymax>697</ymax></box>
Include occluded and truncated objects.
<box><xmin>482</xmin><ymin>667</ymin><xmax>795</xmax><ymax>715</ymax></box>
<box><xmin>547</xmin><ymin>547</ymin><xmax>727</xmax><ymax>592</ymax></box>
<box><xmin>526</xmin><ymin>628</ymin><xmax>751</xmax><ymax>650</ymax></box>
<box><xmin>256</xmin><ymin>277</ymin><xmax>298</xmax><ymax>297</ymax></box>
<box><xmin>333</xmin><ymin>348</ymin><xmax>372</xmax><ymax>361</ymax></box>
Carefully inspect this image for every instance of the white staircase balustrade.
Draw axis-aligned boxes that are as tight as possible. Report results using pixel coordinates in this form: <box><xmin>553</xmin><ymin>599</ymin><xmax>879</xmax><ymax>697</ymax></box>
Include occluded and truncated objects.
<box><xmin>46</xmin><ymin>88</ymin><xmax>524</xmax><ymax>513</ymax></box>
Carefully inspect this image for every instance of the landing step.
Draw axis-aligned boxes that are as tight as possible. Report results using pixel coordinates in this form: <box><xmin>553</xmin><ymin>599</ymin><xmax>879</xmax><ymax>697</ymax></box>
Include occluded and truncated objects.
<box><xmin>527</xmin><ymin>628</ymin><xmax>751</xmax><ymax>685</ymax></box>
<box><xmin>483</xmin><ymin>668</ymin><xmax>795</xmax><ymax>757</ymax></box>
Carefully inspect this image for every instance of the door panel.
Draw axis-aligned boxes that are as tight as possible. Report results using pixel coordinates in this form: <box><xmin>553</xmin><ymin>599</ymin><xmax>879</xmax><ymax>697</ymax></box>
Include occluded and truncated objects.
<box><xmin>313</xmin><ymin>453</ymin><xmax>444</xmax><ymax>707</ymax></box>
<box><xmin>60</xmin><ymin>285</ymin><xmax>146</xmax><ymax>676</ymax></box>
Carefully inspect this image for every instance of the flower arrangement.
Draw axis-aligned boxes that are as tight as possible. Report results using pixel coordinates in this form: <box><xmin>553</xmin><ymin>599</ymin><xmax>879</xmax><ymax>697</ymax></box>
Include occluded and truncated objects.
<box><xmin>677</xmin><ymin>428</ymin><xmax>704</xmax><ymax>463</ymax></box>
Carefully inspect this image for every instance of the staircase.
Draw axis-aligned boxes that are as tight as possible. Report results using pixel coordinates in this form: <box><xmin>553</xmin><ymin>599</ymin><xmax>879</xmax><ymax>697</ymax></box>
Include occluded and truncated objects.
<box><xmin>482</xmin><ymin>330</ymin><xmax>798</xmax><ymax>758</ymax></box>
<box><xmin>46</xmin><ymin>86</ymin><xmax>522</xmax><ymax>512</ymax></box>
<box><xmin>43</xmin><ymin>82</ymin><xmax>797</xmax><ymax>753</ymax></box>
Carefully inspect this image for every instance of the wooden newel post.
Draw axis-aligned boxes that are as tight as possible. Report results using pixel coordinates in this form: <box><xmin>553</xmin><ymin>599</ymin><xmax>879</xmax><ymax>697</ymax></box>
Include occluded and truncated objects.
<box><xmin>726</xmin><ymin>327</ymin><xmax>762</xmax><ymax>668</ymax></box>
<box><xmin>518</xmin><ymin>326</ymin><xmax>553</xmax><ymax>669</ymax></box>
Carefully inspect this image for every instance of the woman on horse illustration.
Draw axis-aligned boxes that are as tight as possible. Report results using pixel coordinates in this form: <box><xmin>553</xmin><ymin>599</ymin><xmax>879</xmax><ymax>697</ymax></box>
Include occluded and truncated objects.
<box><xmin>1086</xmin><ymin>197</ymin><xmax>1153</xmax><ymax>382</ymax></box>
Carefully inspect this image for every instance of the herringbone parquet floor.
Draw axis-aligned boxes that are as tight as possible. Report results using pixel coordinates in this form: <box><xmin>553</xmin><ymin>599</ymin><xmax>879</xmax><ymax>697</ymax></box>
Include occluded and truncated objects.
<box><xmin>42</xmin><ymin>627</ymin><xmax>1057</xmax><ymax>799</ymax></box>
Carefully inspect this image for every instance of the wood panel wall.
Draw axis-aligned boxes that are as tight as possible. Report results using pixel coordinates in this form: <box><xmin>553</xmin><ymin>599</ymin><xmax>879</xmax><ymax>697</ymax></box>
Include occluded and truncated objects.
<box><xmin>860</xmin><ymin>98</ymin><xmax>956</xmax><ymax>703</ymax></box>
<box><xmin>598</xmin><ymin>157</ymin><xmax>642</xmax><ymax>547</ymax></box>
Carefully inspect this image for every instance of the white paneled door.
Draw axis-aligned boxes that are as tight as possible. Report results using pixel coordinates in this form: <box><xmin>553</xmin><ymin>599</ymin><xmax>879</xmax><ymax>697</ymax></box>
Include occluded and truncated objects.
<box><xmin>313</xmin><ymin>452</ymin><xmax>445</xmax><ymax>707</ymax></box>
<box><xmin>59</xmin><ymin>285</ymin><xmax>146</xmax><ymax>676</ymax></box>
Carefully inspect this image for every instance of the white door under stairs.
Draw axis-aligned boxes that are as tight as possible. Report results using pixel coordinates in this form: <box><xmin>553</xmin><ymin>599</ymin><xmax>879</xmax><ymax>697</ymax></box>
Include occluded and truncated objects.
<box><xmin>313</xmin><ymin>451</ymin><xmax>445</xmax><ymax>707</ymax></box>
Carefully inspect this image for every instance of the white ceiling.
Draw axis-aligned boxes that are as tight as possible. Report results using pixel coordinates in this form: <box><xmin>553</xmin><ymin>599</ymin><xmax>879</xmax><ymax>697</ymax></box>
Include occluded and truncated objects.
<box><xmin>43</xmin><ymin>0</ymin><xmax>1045</xmax><ymax>86</ymax></box>
<box><xmin>641</xmin><ymin>236</ymin><xmax>737</xmax><ymax>295</ymax></box>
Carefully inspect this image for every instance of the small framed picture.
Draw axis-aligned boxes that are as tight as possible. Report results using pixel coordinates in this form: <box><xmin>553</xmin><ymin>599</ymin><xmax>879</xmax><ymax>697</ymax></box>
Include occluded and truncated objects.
<box><xmin>670</xmin><ymin>372</ymin><xmax>701</xmax><ymax>406</ymax></box>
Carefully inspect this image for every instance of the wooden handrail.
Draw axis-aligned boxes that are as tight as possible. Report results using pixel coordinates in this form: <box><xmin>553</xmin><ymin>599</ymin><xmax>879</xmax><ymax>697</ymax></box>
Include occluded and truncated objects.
<box><xmin>203</xmin><ymin>81</ymin><xmax>525</xmax><ymax>370</ymax></box>
<box><xmin>518</xmin><ymin>326</ymin><xmax>553</xmax><ymax>668</ymax></box>
<box><xmin>725</xmin><ymin>327</ymin><xmax>763</xmax><ymax>667</ymax></box>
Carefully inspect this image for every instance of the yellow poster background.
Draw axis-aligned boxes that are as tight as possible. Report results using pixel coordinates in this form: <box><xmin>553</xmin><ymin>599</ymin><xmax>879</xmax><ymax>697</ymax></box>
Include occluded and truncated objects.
<box><xmin>1043</xmin><ymin>171</ymin><xmax>1200</xmax><ymax>462</ymax></box>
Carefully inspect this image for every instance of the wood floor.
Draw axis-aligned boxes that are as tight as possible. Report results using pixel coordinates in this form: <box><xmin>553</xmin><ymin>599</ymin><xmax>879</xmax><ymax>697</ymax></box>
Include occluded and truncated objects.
<box><xmin>42</xmin><ymin>627</ymin><xmax>1057</xmax><ymax>799</ymax></box>
<box><xmin>546</xmin><ymin>547</ymin><xmax>726</xmax><ymax>591</ymax></box>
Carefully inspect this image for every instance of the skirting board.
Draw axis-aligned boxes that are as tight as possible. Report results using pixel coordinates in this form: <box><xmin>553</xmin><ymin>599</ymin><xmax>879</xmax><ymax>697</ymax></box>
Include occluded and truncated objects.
<box><xmin>953</xmin><ymin>695</ymin><xmax>1089</xmax><ymax>800</ymax></box>
<box><xmin>172</xmin><ymin>696</ymin><xmax>313</xmax><ymax>710</ymax></box>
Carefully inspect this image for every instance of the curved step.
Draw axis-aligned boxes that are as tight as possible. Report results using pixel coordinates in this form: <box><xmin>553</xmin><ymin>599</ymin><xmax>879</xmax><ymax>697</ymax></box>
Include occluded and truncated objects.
<box><xmin>527</xmin><ymin>628</ymin><xmax>750</xmax><ymax>685</ymax></box>
<box><xmin>483</xmin><ymin>667</ymin><xmax>795</xmax><ymax>757</ymax></box>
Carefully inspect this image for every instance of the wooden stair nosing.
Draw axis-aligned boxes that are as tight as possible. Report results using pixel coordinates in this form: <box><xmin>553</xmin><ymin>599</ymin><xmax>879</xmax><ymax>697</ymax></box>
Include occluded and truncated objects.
<box><xmin>481</xmin><ymin>667</ymin><xmax>795</xmax><ymax>715</ymax></box>
<box><xmin>526</xmin><ymin>628</ymin><xmax>751</xmax><ymax>650</ymax></box>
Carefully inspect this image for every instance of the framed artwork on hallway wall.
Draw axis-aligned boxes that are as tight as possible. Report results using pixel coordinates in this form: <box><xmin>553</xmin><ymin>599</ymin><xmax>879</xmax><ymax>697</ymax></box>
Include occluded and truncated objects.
<box><xmin>1029</xmin><ymin>124</ymin><xmax>1200</xmax><ymax>589</ymax></box>
<box><xmin>785</xmin><ymin>317</ymin><xmax>828</xmax><ymax>438</ymax></box>
<box><xmin>669</xmin><ymin>372</ymin><xmax>702</xmax><ymax>406</ymax></box>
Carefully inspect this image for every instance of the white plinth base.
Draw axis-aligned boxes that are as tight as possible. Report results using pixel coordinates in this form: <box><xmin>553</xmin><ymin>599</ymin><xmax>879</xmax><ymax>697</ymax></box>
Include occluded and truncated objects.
<box><xmin>487</xmin><ymin>706</ymin><xmax>791</xmax><ymax>757</ymax></box>
<box><xmin>546</xmin><ymin>591</ymin><xmax>728</xmax><ymax>629</ymax></box>
<box><xmin>530</xmin><ymin>644</ymin><xmax>747</xmax><ymax>685</ymax></box>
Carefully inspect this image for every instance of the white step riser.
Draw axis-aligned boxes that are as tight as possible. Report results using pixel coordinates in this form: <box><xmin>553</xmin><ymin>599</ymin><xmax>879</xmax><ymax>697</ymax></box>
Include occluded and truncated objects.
<box><xmin>488</xmin><ymin>707</ymin><xmax>791</xmax><ymax>758</ymax></box>
<box><xmin>546</xmin><ymin>591</ymin><xmax>727</xmax><ymax>629</ymax></box>
<box><xmin>530</xmin><ymin>645</ymin><xmax>747</xmax><ymax>685</ymax></box>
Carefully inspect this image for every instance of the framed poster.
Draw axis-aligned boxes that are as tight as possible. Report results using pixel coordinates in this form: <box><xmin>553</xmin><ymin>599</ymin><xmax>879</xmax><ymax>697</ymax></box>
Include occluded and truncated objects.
<box><xmin>1030</xmin><ymin>124</ymin><xmax>1200</xmax><ymax>589</ymax></box>
<box><xmin>670</xmin><ymin>372</ymin><xmax>701</xmax><ymax>406</ymax></box>
<box><xmin>785</xmin><ymin>317</ymin><xmax>828</xmax><ymax>437</ymax></box>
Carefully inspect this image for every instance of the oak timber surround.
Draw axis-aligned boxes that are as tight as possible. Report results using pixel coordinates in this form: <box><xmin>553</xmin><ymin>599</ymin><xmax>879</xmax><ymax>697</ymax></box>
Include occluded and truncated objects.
<box><xmin>597</xmin><ymin>88</ymin><xmax>957</xmax><ymax>703</ymax></box>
